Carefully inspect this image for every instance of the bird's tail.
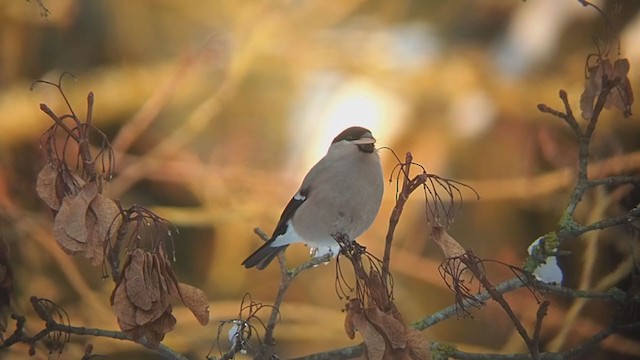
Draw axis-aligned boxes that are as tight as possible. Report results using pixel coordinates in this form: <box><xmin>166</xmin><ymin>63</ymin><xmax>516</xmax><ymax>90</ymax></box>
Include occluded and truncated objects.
<box><xmin>242</xmin><ymin>243</ymin><xmax>288</xmax><ymax>270</ymax></box>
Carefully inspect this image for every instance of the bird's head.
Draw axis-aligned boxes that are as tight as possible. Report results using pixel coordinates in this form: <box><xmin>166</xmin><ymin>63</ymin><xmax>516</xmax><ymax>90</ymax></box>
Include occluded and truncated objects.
<box><xmin>331</xmin><ymin>126</ymin><xmax>376</xmax><ymax>153</ymax></box>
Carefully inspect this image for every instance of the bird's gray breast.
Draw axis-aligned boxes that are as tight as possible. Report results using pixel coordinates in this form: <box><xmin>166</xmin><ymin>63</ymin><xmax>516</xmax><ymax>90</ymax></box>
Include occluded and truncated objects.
<box><xmin>292</xmin><ymin>151</ymin><xmax>383</xmax><ymax>245</ymax></box>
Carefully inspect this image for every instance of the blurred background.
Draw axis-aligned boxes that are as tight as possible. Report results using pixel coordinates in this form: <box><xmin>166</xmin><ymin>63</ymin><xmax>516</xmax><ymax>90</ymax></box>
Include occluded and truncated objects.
<box><xmin>1</xmin><ymin>0</ymin><xmax>640</xmax><ymax>359</ymax></box>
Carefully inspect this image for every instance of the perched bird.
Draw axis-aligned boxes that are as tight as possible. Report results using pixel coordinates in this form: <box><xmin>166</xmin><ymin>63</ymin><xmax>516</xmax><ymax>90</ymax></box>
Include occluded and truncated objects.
<box><xmin>242</xmin><ymin>126</ymin><xmax>384</xmax><ymax>270</ymax></box>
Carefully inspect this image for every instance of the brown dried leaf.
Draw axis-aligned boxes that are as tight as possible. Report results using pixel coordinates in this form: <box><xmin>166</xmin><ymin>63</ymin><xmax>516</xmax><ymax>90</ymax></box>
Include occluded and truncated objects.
<box><xmin>365</xmin><ymin>306</ymin><xmax>407</xmax><ymax>350</ymax></box>
<box><xmin>344</xmin><ymin>299</ymin><xmax>359</xmax><ymax>339</ymax></box>
<box><xmin>431</xmin><ymin>226</ymin><xmax>466</xmax><ymax>258</ymax></box>
<box><xmin>53</xmin><ymin>197</ymin><xmax>86</xmax><ymax>254</ymax></box>
<box><xmin>353</xmin><ymin>310</ymin><xmax>386</xmax><ymax>360</ymax></box>
<box><xmin>144</xmin><ymin>252</ymin><xmax>161</xmax><ymax>303</ymax></box>
<box><xmin>63</xmin><ymin>183</ymin><xmax>98</xmax><ymax>243</ymax></box>
<box><xmin>580</xmin><ymin>60</ymin><xmax>608</xmax><ymax>120</ymax></box>
<box><xmin>112</xmin><ymin>251</ymin><xmax>176</xmax><ymax>346</ymax></box>
<box><xmin>36</xmin><ymin>163</ymin><xmax>61</xmax><ymax>210</ymax></box>
<box><xmin>406</xmin><ymin>328</ymin><xmax>431</xmax><ymax>360</ymax></box>
<box><xmin>125</xmin><ymin>249</ymin><xmax>153</xmax><ymax>311</ymax></box>
<box><xmin>176</xmin><ymin>282</ymin><xmax>210</xmax><ymax>326</ymax></box>
<box><xmin>86</xmin><ymin>194</ymin><xmax>122</xmax><ymax>265</ymax></box>
<box><xmin>157</xmin><ymin>248</ymin><xmax>180</xmax><ymax>297</ymax></box>
<box><xmin>607</xmin><ymin>58</ymin><xmax>634</xmax><ymax>118</ymax></box>
<box><xmin>119</xmin><ymin>307</ymin><xmax>176</xmax><ymax>348</ymax></box>
<box><xmin>111</xmin><ymin>278</ymin><xmax>136</xmax><ymax>323</ymax></box>
<box><xmin>83</xmin><ymin>210</ymin><xmax>104</xmax><ymax>266</ymax></box>
<box><xmin>581</xmin><ymin>58</ymin><xmax>634</xmax><ymax>120</ymax></box>
<box><xmin>135</xmin><ymin>297</ymin><xmax>170</xmax><ymax>326</ymax></box>
<box><xmin>367</xmin><ymin>269</ymin><xmax>390</xmax><ymax>311</ymax></box>
<box><xmin>144</xmin><ymin>308</ymin><xmax>176</xmax><ymax>347</ymax></box>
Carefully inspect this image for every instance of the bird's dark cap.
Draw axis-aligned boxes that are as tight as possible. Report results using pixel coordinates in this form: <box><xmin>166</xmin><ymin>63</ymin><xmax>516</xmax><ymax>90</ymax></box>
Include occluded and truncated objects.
<box><xmin>332</xmin><ymin>126</ymin><xmax>374</xmax><ymax>144</ymax></box>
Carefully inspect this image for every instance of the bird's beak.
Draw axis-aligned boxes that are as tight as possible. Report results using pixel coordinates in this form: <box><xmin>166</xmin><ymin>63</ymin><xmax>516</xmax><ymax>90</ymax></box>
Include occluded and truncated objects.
<box><xmin>351</xmin><ymin>134</ymin><xmax>376</xmax><ymax>145</ymax></box>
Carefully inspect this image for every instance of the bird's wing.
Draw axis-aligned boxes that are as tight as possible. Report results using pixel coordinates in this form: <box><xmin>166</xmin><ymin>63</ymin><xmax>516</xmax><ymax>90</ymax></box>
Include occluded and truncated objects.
<box><xmin>241</xmin><ymin>187</ymin><xmax>309</xmax><ymax>269</ymax></box>
<box><xmin>270</xmin><ymin>186</ymin><xmax>309</xmax><ymax>241</ymax></box>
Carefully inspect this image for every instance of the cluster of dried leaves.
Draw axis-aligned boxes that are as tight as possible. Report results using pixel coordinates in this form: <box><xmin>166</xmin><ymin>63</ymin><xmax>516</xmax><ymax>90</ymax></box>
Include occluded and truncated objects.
<box><xmin>33</xmin><ymin>76</ymin><xmax>209</xmax><ymax>348</ymax></box>
<box><xmin>111</xmin><ymin>247</ymin><xmax>209</xmax><ymax>346</ymax></box>
<box><xmin>37</xmin><ymin>164</ymin><xmax>121</xmax><ymax>266</ymax></box>
<box><xmin>337</xmin><ymin>236</ymin><xmax>430</xmax><ymax>360</ymax></box>
<box><xmin>580</xmin><ymin>57</ymin><xmax>634</xmax><ymax>121</ymax></box>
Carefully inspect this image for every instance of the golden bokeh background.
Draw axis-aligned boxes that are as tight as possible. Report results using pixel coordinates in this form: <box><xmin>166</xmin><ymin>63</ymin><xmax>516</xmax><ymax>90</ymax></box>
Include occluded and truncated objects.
<box><xmin>1</xmin><ymin>0</ymin><xmax>640</xmax><ymax>359</ymax></box>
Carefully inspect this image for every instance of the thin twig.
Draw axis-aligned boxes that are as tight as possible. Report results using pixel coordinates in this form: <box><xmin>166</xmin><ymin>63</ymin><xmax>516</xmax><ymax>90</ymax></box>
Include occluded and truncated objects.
<box><xmin>532</xmin><ymin>301</ymin><xmax>550</xmax><ymax>352</ymax></box>
<box><xmin>0</xmin><ymin>315</ymin><xmax>188</xmax><ymax>360</ymax></box>
<box><xmin>252</xmin><ymin>227</ymin><xmax>331</xmax><ymax>351</ymax></box>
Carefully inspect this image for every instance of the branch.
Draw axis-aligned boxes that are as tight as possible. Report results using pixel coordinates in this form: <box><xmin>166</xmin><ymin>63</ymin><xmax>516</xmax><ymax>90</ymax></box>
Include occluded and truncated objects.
<box><xmin>252</xmin><ymin>227</ymin><xmax>332</xmax><ymax>352</ymax></box>
<box><xmin>381</xmin><ymin>152</ymin><xmax>413</xmax><ymax>288</ymax></box>
<box><xmin>430</xmin><ymin>321</ymin><xmax>640</xmax><ymax>360</ymax></box>
<box><xmin>459</xmin><ymin>254</ymin><xmax>540</xmax><ymax>360</ymax></box>
<box><xmin>0</xmin><ymin>314</ymin><xmax>188</xmax><ymax>360</ymax></box>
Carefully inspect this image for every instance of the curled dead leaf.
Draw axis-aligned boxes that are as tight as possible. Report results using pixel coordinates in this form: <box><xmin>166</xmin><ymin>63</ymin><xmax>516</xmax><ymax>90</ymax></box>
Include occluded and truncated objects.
<box><xmin>353</xmin><ymin>308</ymin><xmax>386</xmax><ymax>360</ymax></box>
<box><xmin>431</xmin><ymin>226</ymin><xmax>466</xmax><ymax>258</ymax></box>
<box><xmin>405</xmin><ymin>328</ymin><xmax>431</xmax><ymax>359</ymax></box>
<box><xmin>176</xmin><ymin>282</ymin><xmax>210</xmax><ymax>326</ymax></box>
<box><xmin>117</xmin><ymin>307</ymin><xmax>176</xmax><ymax>348</ymax></box>
<box><xmin>365</xmin><ymin>306</ymin><xmax>407</xmax><ymax>350</ymax></box>
<box><xmin>607</xmin><ymin>58</ymin><xmax>634</xmax><ymax>118</ymax></box>
<box><xmin>367</xmin><ymin>269</ymin><xmax>391</xmax><ymax>311</ymax></box>
<box><xmin>125</xmin><ymin>249</ymin><xmax>153</xmax><ymax>311</ymax></box>
<box><xmin>344</xmin><ymin>299</ymin><xmax>358</xmax><ymax>340</ymax></box>
<box><xmin>52</xmin><ymin>196</ymin><xmax>86</xmax><ymax>254</ymax></box>
<box><xmin>344</xmin><ymin>296</ymin><xmax>430</xmax><ymax>359</ymax></box>
<box><xmin>581</xmin><ymin>58</ymin><xmax>634</xmax><ymax>120</ymax></box>
<box><xmin>36</xmin><ymin>163</ymin><xmax>61</xmax><ymax>210</ymax></box>
<box><xmin>85</xmin><ymin>193</ymin><xmax>122</xmax><ymax>265</ymax></box>
<box><xmin>63</xmin><ymin>183</ymin><xmax>98</xmax><ymax>243</ymax></box>
<box><xmin>52</xmin><ymin>182</ymin><xmax>114</xmax><ymax>262</ymax></box>
<box><xmin>111</xmin><ymin>276</ymin><xmax>137</xmax><ymax>322</ymax></box>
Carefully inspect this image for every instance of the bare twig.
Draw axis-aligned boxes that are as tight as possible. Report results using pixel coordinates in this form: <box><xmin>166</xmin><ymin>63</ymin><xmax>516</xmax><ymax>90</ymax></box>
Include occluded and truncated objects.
<box><xmin>381</xmin><ymin>152</ymin><xmax>415</xmax><ymax>288</ymax></box>
<box><xmin>252</xmin><ymin>227</ymin><xmax>332</xmax><ymax>353</ymax></box>
<box><xmin>0</xmin><ymin>313</ymin><xmax>187</xmax><ymax>360</ymax></box>
<box><xmin>532</xmin><ymin>301</ymin><xmax>551</xmax><ymax>352</ymax></box>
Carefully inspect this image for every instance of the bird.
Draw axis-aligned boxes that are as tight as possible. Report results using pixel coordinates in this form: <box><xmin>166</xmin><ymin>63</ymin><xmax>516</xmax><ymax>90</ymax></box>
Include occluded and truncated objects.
<box><xmin>242</xmin><ymin>126</ymin><xmax>384</xmax><ymax>270</ymax></box>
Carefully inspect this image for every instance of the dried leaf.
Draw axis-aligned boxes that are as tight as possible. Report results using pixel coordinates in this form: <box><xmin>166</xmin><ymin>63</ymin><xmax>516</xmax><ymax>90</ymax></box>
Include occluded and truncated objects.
<box><xmin>111</xmin><ymin>278</ymin><xmax>136</xmax><ymax>323</ymax></box>
<box><xmin>607</xmin><ymin>58</ymin><xmax>634</xmax><ymax>118</ymax></box>
<box><xmin>157</xmin><ymin>248</ymin><xmax>180</xmax><ymax>297</ymax></box>
<box><xmin>118</xmin><ymin>308</ymin><xmax>176</xmax><ymax>348</ymax></box>
<box><xmin>83</xmin><ymin>210</ymin><xmax>104</xmax><ymax>266</ymax></box>
<box><xmin>63</xmin><ymin>183</ymin><xmax>98</xmax><ymax>243</ymax></box>
<box><xmin>367</xmin><ymin>269</ymin><xmax>391</xmax><ymax>311</ymax></box>
<box><xmin>580</xmin><ymin>61</ymin><xmax>607</xmax><ymax>120</ymax></box>
<box><xmin>144</xmin><ymin>308</ymin><xmax>176</xmax><ymax>347</ymax></box>
<box><xmin>135</xmin><ymin>296</ymin><xmax>170</xmax><ymax>326</ymax></box>
<box><xmin>36</xmin><ymin>163</ymin><xmax>61</xmax><ymax>210</ymax></box>
<box><xmin>344</xmin><ymin>299</ymin><xmax>358</xmax><ymax>339</ymax></box>
<box><xmin>353</xmin><ymin>310</ymin><xmax>386</xmax><ymax>360</ymax></box>
<box><xmin>176</xmin><ymin>283</ymin><xmax>210</xmax><ymax>326</ymax></box>
<box><xmin>431</xmin><ymin>226</ymin><xmax>466</xmax><ymax>258</ymax></box>
<box><xmin>87</xmin><ymin>194</ymin><xmax>122</xmax><ymax>265</ymax></box>
<box><xmin>125</xmin><ymin>249</ymin><xmax>153</xmax><ymax>311</ymax></box>
<box><xmin>581</xmin><ymin>58</ymin><xmax>634</xmax><ymax>120</ymax></box>
<box><xmin>111</xmin><ymin>251</ymin><xmax>176</xmax><ymax>347</ymax></box>
<box><xmin>144</xmin><ymin>252</ymin><xmax>161</xmax><ymax>303</ymax></box>
<box><xmin>366</xmin><ymin>307</ymin><xmax>407</xmax><ymax>350</ymax></box>
<box><xmin>405</xmin><ymin>328</ymin><xmax>431</xmax><ymax>359</ymax></box>
<box><xmin>53</xmin><ymin>197</ymin><xmax>86</xmax><ymax>254</ymax></box>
